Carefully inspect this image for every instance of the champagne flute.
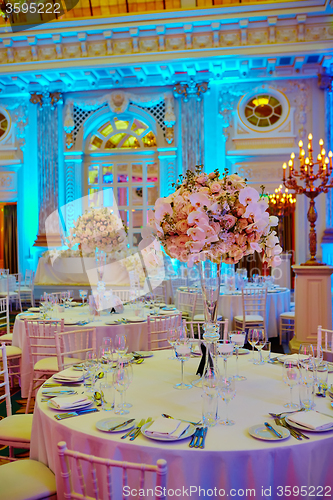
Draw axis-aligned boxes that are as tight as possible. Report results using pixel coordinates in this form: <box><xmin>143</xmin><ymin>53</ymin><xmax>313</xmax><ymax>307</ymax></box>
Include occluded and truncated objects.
<box><xmin>84</xmin><ymin>351</ymin><xmax>98</xmax><ymax>393</ymax></box>
<box><xmin>218</xmin><ymin>376</ymin><xmax>236</xmax><ymax>426</ymax></box>
<box><xmin>229</xmin><ymin>330</ymin><xmax>246</xmax><ymax>381</ymax></box>
<box><xmin>113</xmin><ymin>360</ymin><xmax>131</xmax><ymax>415</ymax></box>
<box><xmin>248</xmin><ymin>329</ymin><xmax>259</xmax><ymax>363</ymax></box>
<box><xmin>174</xmin><ymin>340</ymin><xmax>192</xmax><ymax>390</ymax></box>
<box><xmin>282</xmin><ymin>359</ymin><xmax>300</xmax><ymax>408</ymax></box>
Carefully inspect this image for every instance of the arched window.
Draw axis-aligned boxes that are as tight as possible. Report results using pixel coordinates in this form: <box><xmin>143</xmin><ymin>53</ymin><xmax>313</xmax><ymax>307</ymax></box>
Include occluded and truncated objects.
<box><xmin>85</xmin><ymin>112</ymin><xmax>159</xmax><ymax>247</ymax></box>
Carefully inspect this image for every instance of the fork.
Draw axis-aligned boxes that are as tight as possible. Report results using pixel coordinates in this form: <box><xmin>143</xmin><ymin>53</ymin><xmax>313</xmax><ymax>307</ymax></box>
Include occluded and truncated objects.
<box><xmin>269</xmin><ymin>408</ymin><xmax>305</xmax><ymax>419</ymax></box>
<box><xmin>274</xmin><ymin>417</ymin><xmax>302</xmax><ymax>440</ymax></box>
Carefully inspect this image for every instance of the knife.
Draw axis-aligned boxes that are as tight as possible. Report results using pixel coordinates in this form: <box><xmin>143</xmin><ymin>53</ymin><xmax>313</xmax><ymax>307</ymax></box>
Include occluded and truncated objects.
<box><xmin>122</xmin><ymin>418</ymin><xmax>145</xmax><ymax>439</ymax></box>
<box><xmin>108</xmin><ymin>419</ymin><xmax>135</xmax><ymax>432</ymax></box>
<box><xmin>54</xmin><ymin>408</ymin><xmax>99</xmax><ymax>420</ymax></box>
<box><xmin>264</xmin><ymin>422</ymin><xmax>283</xmax><ymax>438</ymax></box>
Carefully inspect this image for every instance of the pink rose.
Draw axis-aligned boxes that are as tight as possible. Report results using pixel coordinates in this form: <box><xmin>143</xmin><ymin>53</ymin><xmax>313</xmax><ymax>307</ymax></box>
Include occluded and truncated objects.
<box><xmin>210</xmin><ymin>221</ymin><xmax>221</xmax><ymax>234</ymax></box>
<box><xmin>210</xmin><ymin>182</ymin><xmax>221</xmax><ymax>193</ymax></box>
<box><xmin>208</xmin><ymin>172</ymin><xmax>217</xmax><ymax>179</ymax></box>
<box><xmin>199</xmin><ymin>187</ymin><xmax>210</xmax><ymax>194</ymax></box>
<box><xmin>222</xmin><ymin>214</ymin><xmax>237</xmax><ymax>229</ymax></box>
<box><xmin>238</xmin><ymin>219</ymin><xmax>248</xmax><ymax>230</ymax></box>
<box><xmin>175</xmin><ymin>220</ymin><xmax>189</xmax><ymax>234</ymax></box>
<box><xmin>196</xmin><ymin>174</ymin><xmax>208</xmax><ymax>185</ymax></box>
<box><xmin>174</xmin><ymin>235</ymin><xmax>191</xmax><ymax>248</ymax></box>
<box><xmin>235</xmin><ymin>233</ymin><xmax>247</xmax><ymax>246</ymax></box>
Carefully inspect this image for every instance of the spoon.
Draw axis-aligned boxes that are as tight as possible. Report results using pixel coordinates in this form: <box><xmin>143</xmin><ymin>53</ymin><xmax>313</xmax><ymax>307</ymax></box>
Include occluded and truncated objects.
<box><xmin>269</xmin><ymin>408</ymin><xmax>305</xmax><ymax>419</ymax></box>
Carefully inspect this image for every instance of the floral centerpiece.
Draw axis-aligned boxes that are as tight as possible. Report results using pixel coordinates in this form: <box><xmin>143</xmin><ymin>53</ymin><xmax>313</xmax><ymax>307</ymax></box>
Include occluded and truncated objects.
<box><xmin>67</xmin><ymin>207</ymin><xmax>128</xmax><ymax>253</ymax></box>
<box><xmin>143</xmin><ymin>167</ymin><xmax>282</xmax><ymax>268</ymax></box>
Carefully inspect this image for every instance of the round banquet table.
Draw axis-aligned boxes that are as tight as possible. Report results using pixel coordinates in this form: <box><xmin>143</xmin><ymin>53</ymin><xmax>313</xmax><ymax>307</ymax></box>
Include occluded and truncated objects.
<box><xmin>30</xmin><ymin>351</ymin><xmax>333</xmax><ymax>500</ymax></box>
<box><xmin>13</xmin><ymin>304</ymin><xmax>179</xmax><ymax>398</ymax></box>
<box><xmin>176</xmin><ymin>288</ymin><xmax>290</xmax><ymax>338</ymax></box>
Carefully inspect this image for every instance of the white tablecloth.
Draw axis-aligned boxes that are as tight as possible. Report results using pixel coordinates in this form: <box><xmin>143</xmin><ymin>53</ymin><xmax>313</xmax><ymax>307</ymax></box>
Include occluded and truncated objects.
<box><xmin>30</xmin><ymin>351</ymin><xmax>333</xmax><ymax>499</ymax></box>
<box><xmin>35</xmin><ymin>257</ymin><xmax>131</xmax><ymax>286</ymax></box>
<box><xmin>13</xmin><ymin>304</ymin><xmax>172</xmax><ymax>397</ymax></box>
<box><xmin>176</xmin><ymin>289</ymin><xmax>290</xmax><ymax>338</ymax></box>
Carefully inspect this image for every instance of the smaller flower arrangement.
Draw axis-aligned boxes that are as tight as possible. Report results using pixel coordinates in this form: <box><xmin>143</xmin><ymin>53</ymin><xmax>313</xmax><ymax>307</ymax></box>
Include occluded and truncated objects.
<box><xmin>142</xmin><ymin>167</ymin><xmax>282</xmax><ymax>267</ymax></box>
<box><xmin>67</xmin><ymin>207</ymin><xmax>128</xmax><ymax>253</ymax></box>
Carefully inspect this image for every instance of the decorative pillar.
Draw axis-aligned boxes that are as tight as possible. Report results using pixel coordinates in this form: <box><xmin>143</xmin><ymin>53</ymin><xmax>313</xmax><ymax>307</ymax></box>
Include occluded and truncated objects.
<box><xmin>31</xmin><ymin>91</ymin><xmax>63</xmax><ymax>247</ymax></box>
<box><xmin>174</xmin><ymin>80</ymin><xmax>208</xmax><ymax>173</ymax></box>
<box><xmin>290</xmin><ymin>265</ymin><xmax>333</xmax><ymax>352</ymax></box>
<box><xmin>319</xmin><ymin>73</ymin><xmax>333</xmax><ymax>265</ymax></box>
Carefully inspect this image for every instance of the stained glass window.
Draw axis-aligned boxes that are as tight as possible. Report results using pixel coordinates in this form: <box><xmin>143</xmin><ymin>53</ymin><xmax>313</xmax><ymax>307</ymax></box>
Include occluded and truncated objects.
<box><xmin>88</xmin><ymin>115</ymin><xmax>156</xmax><ymax>150</ymax></box>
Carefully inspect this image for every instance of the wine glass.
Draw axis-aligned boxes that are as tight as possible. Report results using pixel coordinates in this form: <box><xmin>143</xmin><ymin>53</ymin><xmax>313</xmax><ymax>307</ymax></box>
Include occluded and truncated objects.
<box><xmin>247</xmin><ymin>329</ymin><xmax>259</xmax><ymax>363</ymax></box>
<box><xmin>99</xmin><ymin>345</ymin><xmax>114</xmax><ymax>382</ymax></box>
<box><xmin>217</xmin><ymin>376</ymin><xmax>236</xmax><ymax>426</ymax></box>
<box><xmin>167</xmin><ymin>327</ymin><xmax>179</xmax><ymax>360</ymax></box>
<box><xmin>253</xmin><ymin>330</ymin><xmax>266</xmax><ymax>365</ymax></box>
<box><xmin>67</xmin><ymin>290</ymin><xmax>74</xmax><ymax>306</ymax></box>
<box><xmin>298</xmin><ymin>344</ymin><xmax>314</xmax><ymax>366</ymax></box>
<box><xmin>229</xmin><ymin>330</ymin><xmax>246</xmax><ymax>381</ymax></box>
<box><xmin>114</xmin><ymin>334</ymin><xmax>128</xmax><ymax>359</ymax></box>
<box><xmin>282</xmin><ymin>359</ymin><xmax>300</xmax><ymax>408</ymax></box>
<box><xmin>216</xmin><ymin>340</ymin><xmax>234</xmax><ymax>380</ymax></box>
<box><xmin>113</xmin><ymin>360</ymin><xmax>131</xmax><ymax>415</ymax></box>
<box><xmin>79</xmin><ymin>289</ymin><xmax>88</xmax><ymax>305</ymax></box>
<box><xmin>174</xmin><ymin>340</ymin><xmax>192</xmax><ymax>390</ymax></box>
<box><xmin>316</xmin><ymin>361</ymin><xmax>328</xmax><ymax>396</ymax></box>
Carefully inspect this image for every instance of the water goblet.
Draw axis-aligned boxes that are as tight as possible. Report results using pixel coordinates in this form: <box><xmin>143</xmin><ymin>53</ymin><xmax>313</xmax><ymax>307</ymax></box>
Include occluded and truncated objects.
<box><xmin>247</xmin><ymin>329</ymin><xmax>259</xmax><ymax>363</ymax></box>
<box><xmin>114</xmin><ymin>334</ymin><xmax>128</xmax><ymax>359</ymax></box>
<box><xmin>216</xmin><ymin>340</ymin><xmax>234</xmax><ymax>380</ymax></box>
<box><xmin>254</xmin><ymin>341</ymin><xmax>266</xmax><ymax>366</ymax></box>
<box><xmin>229</xmin><ymin>331</ymin><xmax>246</xmax><ymax>381</ymax></box>
<box><xmin>282</xmin><ymin>359</ymin><xmax>300</xmax><ymax>408</ymax></box>
<box><xmin>67</xmin><ymin>290</ymin><xmax>74</xmax><ymax>305</ymax></box>
<box><xmin>79</xmin><ymin>289</ymin><xmax>88</xmax><ymax>305</ymax></box>
<box><xmin>113</xmin><ymin>360</ymin><xmax>131</xmax><ymax>415</ymax></box>
<box><xmin>217</xmin><ymin>376</ymin><xmax>236</xmax><ymax>426</ymax></box>
<box><xmin>100</xmin><ymin>381</ymin><xmax>114</xmax><ymax>411</ymax></box>
<box><xmin>174</xmin><ymin>341</ymin><xmax>192</xmax><ymax>390</ymax></box>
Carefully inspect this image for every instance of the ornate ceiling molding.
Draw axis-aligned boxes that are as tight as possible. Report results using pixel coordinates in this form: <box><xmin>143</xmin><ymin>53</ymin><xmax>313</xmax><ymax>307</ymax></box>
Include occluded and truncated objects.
<box><xmin>0</xmin><ymin>15</ymin><xmax>331</xmax><ymax>75</ymax></box>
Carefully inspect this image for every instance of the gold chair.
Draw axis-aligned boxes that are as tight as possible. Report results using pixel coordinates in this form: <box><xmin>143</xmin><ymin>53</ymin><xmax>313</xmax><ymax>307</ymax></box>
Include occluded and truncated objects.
<box><xmin>234</xmin><ymin>287</ymin><xmax>267</xmax><ymax>332</ymax></box>
<box><xmin>55</xmin><ymin>327</ymin><xmax>97</xmax><ymax>371</ymax></box>
<box><xmin>147</xmin><ymin>313</ymin><xmax>182</xmax><ymax>350</ymax></box>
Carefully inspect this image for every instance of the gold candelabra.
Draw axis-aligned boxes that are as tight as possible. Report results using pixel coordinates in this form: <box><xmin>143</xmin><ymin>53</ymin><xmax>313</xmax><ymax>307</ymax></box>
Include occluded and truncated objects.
<box><xmin>283</xmin><ymin>133</ymin><xmax>333</xmax><ymax>265</ymax></box>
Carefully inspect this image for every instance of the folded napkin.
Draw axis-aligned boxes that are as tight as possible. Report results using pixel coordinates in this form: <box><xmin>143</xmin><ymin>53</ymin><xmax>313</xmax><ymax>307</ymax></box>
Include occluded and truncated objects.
<box><xmin>49</xmin><ymin>395</ymin><xmax>90</xmax><ymax>410</ymax></box>
<box><xmin>288</xmin><ymin>410</ymin><xmax>333</xmax><ymax>430</ymax></box>
<box><xmin>53</xmin><ymin>368</ymin><xmax>84</xmax><ymax>382</ymax></box>
<box><xmin>145</xmin><ymin>417</ymin><xmax>189</xmax><ymax>439</ymax></box>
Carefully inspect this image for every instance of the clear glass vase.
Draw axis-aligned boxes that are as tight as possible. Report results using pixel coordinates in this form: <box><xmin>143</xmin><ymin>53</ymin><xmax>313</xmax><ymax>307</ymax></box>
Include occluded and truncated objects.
<box><xmin>95</xmin><ymin>248</ymin><xmax>106</xmax><ymax>293</ymax></box>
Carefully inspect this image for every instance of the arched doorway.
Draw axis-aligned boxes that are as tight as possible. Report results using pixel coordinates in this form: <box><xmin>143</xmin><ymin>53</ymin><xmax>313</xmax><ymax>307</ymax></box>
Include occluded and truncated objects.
<box><xmin>83</xmin><ymin>108</ymin><xmax>160</xmax><ymax>247</ymax></box>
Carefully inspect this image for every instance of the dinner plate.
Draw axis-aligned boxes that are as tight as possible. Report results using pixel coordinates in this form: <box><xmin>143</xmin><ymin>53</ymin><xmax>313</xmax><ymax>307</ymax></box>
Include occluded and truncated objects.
<box><xmin>47</xmin><ymin>399</ymin><xmax>93</xmax><ymax>411</ymax></box>
<box><xmin>19</xmin><ymin>313</ymin><xmax>40</xmax><ymax>320</ymax></box>
<box><xmin>70</xmin><ymin>302</ymin><xmax>80</xmax><ymax>306</ymax></box>
<box><xmin>235</xmin><ymin>348</ymin><xmax>250</xmax><ymax>355</ymax></box>
<box><xmin>96</xmin><ymin>417</ymin><xmax>136</xmax><ymax>433</ymax></box>
<box><xmin>162</xmin><ymin>306</ymin><xmax>177</xmax><ymax>311</ymax></box>
<box><xmin>104</xmin><ymin>320</ymin><xmax>119</xmax><ymax>325</ymax></box>
<box><xmin>285</xmin><ymin>416</ymin><xmax>333</xmax><ymax>432</ymax></box>
<box><xmin>28</xmin><ymin>307</ymin><xmax>40</xmax><ymax>312</ymax></box>
<box><xmin>141</xmin><ymin>421</ymin><xmax>196</xmax><ymax>441</ymax></box>
<box><xmin>52</xmin><ymin>373</ymin><xmax>84</xmax><ymax>383</ymax></box>
<box><xmin>64</xmin><ymin>320</ymin><xmax>79</xmax><ymax>325</ymax></box>
<box><xmin>133</xmin><ymin>351</ymin><xmax>153</xmax><ymax>358</ymax></box>
<box><xmin>126</xmin><ymin>316</ymin><xmax>146</xmax><ymax>323</ymax></box>
<box><xmin>248</xmin><ymin>424</ymin><xmax>290</xmax><ymax>441</ymax></box>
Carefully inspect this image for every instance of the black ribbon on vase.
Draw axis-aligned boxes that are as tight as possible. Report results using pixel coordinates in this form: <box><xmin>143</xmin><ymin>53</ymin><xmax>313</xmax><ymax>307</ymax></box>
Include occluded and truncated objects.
<box><xmin>196</xmin><ymin>342</ymin><xmax>214</xmax><ymax>377</ymax></box>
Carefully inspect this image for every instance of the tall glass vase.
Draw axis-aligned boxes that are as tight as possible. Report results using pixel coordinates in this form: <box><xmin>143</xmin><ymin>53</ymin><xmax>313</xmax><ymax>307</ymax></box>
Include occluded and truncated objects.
<box><xmin>193</xmin><ymin>258</ymin><xmax>221</xmax><ymax>385</ymax></box>
<box><xmin>95</xmin><ymin>248</ymin><xmax>106</xmax><ymax>293</ymax></box>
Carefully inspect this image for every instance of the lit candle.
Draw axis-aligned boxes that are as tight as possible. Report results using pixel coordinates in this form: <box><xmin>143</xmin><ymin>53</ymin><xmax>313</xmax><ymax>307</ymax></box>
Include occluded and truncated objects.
<box><xmin>288</xmin><ymin>159</ymin><xmax>293</xmax><ymax>178</ymax></box>
<box><xmin>329</xmin><ymin>151</ymin><xmax>333</xmax><ymax>174</ymax></box>
<box><xmin>319</xmin><ymin>138</ymin><xmax>324</xmax><ymax>147</ymax></box>
<box><xmin>283</xmin><ymin>162</ymin><xmax>287</xmax><ymax>181</ymax></box>
<box><xmin>325</xmin><ymin>157</ymin><xmax>329</xmax><ymax>176</ymax></box>
<box><xmin>305</xmin><ymin>157</ymin><xmax>309</xmax><ymax>174</ymax></box>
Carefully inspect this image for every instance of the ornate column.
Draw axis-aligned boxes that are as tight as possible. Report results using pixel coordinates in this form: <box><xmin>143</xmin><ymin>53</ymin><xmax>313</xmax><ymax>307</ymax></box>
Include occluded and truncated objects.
<box><xmin>174</xmin><ymin>80</ymin><xmax>208</xmax><ymax>173</ymax></box>
<box><xmin>319</xmin><ymin>72</ymin><xmax>333</xmax><ymax>265</ymax></box>
<box><xmin>30</xmin><ymin>91</ymin><xmax>63</xmax><ymax>247</ymax></box>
